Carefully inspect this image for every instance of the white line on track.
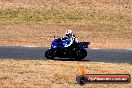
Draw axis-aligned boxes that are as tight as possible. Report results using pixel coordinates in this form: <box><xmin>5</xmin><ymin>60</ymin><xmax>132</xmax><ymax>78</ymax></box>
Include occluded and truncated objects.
<box><xmin>22</xmin><ymin>46</ymin><xmax>37</xmax><ymax>47</ymax></box>
<box><xmin>127</xmin><ymin>49</ymin><xmax>132</xmax><ymax>51</ymax></box>
<box><xmin>91</xmin><ymin>48</ymin><xmax>100</xmax><ymax>49</ymax></box>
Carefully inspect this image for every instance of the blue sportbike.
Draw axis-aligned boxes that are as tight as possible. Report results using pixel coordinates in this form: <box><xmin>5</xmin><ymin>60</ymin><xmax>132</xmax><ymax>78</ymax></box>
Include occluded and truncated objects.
<box><xmin>45</xmin><ymin>37</ymin><xmax>90</xmax><ymax>61</ymax></box>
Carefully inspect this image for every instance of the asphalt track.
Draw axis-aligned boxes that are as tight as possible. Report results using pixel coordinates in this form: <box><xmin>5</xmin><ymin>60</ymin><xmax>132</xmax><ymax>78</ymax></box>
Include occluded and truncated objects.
<box><xmin>0</xmin><ymin>46</ymin><xmax>132</xmax><ymax>64</ymax></box>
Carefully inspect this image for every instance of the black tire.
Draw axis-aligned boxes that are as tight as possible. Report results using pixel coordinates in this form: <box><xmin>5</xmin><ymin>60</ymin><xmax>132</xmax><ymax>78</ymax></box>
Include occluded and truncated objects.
<box><xmin>45</xmin><ymin>49</ymin><xmax>55</xmax><ymax>59</ymax></box>
<box><xmin>80</xmin><ymin>49</ymin><xmax>87</xmax><ymax>59</ymax></box>
<box><xmin>74</xmin><ymin>49</ymin><xmax>87</xmax><ymax>61</ymax></box>
<box><xmin>76</xmin><ymin>75</ymin><xmax>87</xmax><ymax>85</ymax></box>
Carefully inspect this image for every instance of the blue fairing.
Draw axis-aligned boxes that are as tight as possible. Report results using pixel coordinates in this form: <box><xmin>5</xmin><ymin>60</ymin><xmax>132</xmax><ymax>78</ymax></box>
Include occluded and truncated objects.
<box><xmin>51</xmin><ymin>38</ymin><xmax>90</xmax><ymax>49</ymax></box>
<box><xmin>51</xmin><ymin>40</ymin><xmax>69</xmax><ymax>49</ymax></box>
<box><xmin>79</xmin><ymin>42</ymin><xmax>90</xmax><ymax>49</ymax></box>
<box><xmin>52</xmin><ymin>41</ymin><xmax>57</xmax><ymax>47</ymax></box>
<box><xmin>62</xmin><ymin>40</ymin><xmax>69</xmax><ymax>46</ymax></box>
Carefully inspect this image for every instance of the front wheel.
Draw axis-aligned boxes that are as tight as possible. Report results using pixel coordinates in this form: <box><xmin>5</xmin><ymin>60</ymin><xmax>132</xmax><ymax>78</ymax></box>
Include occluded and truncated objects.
<box><xmin>45</xmin><ymin>49</ymin><xmax>55</xmax><ymax>59</ymax></box>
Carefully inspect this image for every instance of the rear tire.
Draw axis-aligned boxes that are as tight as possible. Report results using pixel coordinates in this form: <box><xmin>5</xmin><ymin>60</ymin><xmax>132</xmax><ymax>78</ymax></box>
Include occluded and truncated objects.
<box><xmin>74</xmin><ymin>49</ymin><xmax>87</xmax><ymax>61</ymax></box>
<box><xmin>45</xmin><ymin>49</ymin><xmax>55</xmax><ymax>59</ymax></box>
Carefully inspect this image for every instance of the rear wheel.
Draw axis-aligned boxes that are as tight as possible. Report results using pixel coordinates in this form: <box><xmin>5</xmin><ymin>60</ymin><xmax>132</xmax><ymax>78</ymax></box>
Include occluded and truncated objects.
<box><xmin>74</xmin><ymin>49</ymin><xmax>87</xmax><ymax>61</ymax></box>
<box><xmin>45</xmin><ymin>49</ymin><xmax>55</xmax><ymax>59</ymax></box>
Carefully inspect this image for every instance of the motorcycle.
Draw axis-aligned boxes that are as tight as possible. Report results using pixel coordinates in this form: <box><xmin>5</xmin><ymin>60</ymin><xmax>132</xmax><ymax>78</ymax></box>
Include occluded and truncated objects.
<box><xmin>45</xmin><ymin>36</ymin><xmax>90</xmax><ymax>61</ymax></box>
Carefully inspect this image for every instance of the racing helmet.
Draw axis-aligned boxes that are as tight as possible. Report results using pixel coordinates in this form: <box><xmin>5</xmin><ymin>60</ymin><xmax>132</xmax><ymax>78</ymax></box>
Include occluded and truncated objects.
<box><xmin>65</xmin><ymin>30</ymin><xmax>73</xmax><ymax>37</ymax></box>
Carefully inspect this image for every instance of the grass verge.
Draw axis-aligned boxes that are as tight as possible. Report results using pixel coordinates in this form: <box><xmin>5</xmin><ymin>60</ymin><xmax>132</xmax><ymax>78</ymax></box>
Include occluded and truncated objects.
<box><xmin>0</xmin><ymin>59</ymin><xmax>131</xmax><ymax>88</ymax></box>
<box><xmin>0</xmin><ymin>8</ymin><xmax>131</xmax><ymax>49</ymax></box>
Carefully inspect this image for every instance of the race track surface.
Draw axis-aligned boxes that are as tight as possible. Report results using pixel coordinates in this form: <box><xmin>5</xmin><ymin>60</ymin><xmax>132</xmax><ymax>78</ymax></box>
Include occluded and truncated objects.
<box><xmin>0</xmin><ymin>46</ymin><xmax>132</xmax><ymax>64</ymax></box>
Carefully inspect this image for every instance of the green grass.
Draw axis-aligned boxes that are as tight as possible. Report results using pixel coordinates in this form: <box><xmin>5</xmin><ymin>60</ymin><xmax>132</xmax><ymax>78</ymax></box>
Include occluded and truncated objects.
<box><xmin>0</xmin><ymin>8</ymin><xmax>131</xmax><ymax>23</ymax></box>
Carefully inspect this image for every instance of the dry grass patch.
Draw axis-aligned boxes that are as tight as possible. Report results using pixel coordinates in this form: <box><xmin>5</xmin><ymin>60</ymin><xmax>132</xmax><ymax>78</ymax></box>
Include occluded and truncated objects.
<box><xmin>0</xmin><ymin>0</ymin><xmax>131</xmax><ymax>49</ymax></box>
<box><xmin>0</xmin><ymin>59</ymin><xmax>131</xmax><ymax>88</ymax></box>
<box><xmin>0</xmin><ymin>22</ymin><xmax>131</xmax><ymax>49</ymax></box>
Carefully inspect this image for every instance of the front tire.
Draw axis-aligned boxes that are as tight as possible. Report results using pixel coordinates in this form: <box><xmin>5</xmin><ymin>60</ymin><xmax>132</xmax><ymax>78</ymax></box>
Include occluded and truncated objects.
<box><xmin>45</xmin><ymin>49</ymin><xmax>55</xmax><ymax>59</ymax></box>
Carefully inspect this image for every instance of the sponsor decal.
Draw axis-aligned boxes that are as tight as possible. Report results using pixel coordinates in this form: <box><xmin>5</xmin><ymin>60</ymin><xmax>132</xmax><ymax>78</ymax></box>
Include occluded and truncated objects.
<box><xmin>76</xmin><ymin>68</ymin><xmax>131</xmax><ymax>85</ymax></box>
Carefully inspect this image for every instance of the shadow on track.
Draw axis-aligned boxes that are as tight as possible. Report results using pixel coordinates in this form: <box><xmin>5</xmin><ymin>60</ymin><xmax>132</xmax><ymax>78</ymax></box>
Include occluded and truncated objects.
<box><xmin>46</xmin><ymin>58</ymin><xmax>90</xmax><ymax>62</ymax></box>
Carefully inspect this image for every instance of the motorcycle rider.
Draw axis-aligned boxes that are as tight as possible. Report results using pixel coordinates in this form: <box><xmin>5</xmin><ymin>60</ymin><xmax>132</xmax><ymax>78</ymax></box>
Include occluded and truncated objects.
<box><xmin>63</xmin><ymin>30</ymin><xmax>78</xmax><ymax>48</ymax></box>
